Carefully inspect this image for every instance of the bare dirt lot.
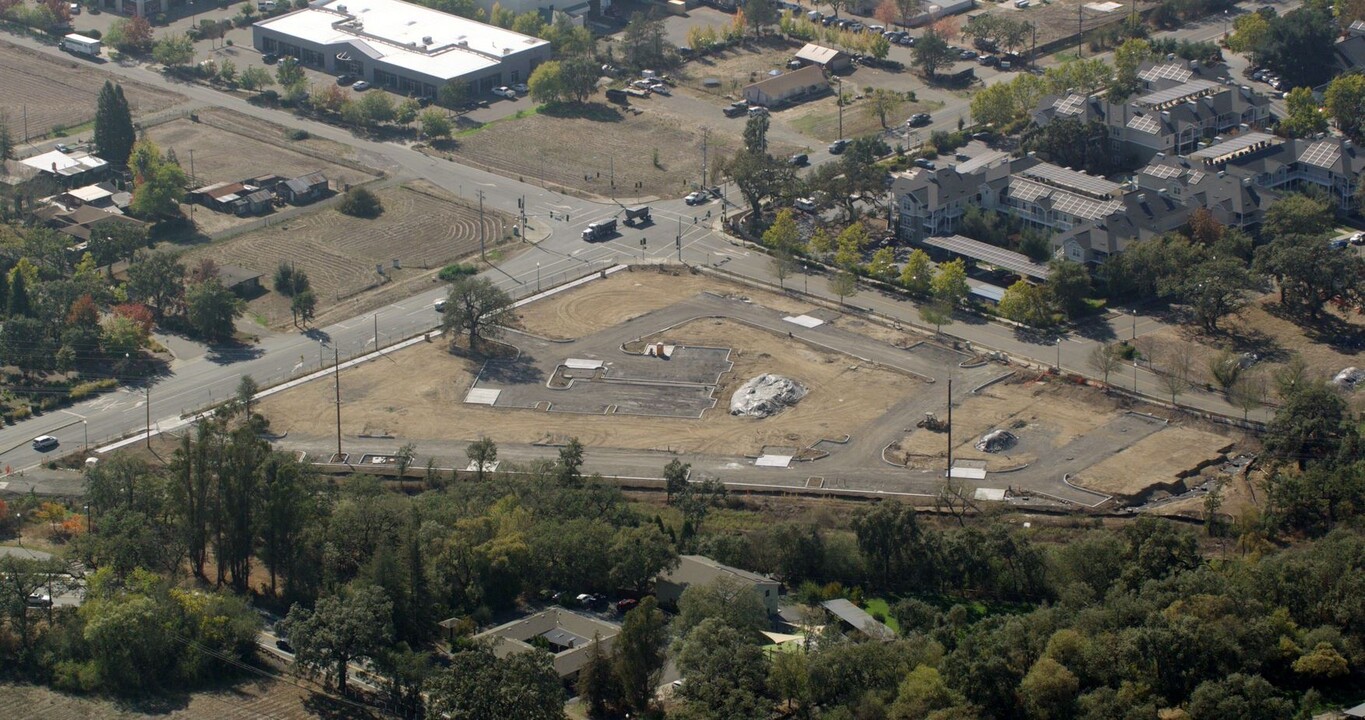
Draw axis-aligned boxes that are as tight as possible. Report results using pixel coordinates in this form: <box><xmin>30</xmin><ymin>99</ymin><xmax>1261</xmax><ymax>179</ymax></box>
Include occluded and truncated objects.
<box><xmin>261</xmin><ymin>279</ymin><xmax>916</xmax><ymax>456</ymax></box>
<box><xmin>516</xmin><ymin>267</ymin><xmax>808</xmax><ymax>340</ymax></box>
<box><xmin>1074</xmin><ymin>426</ymin><xmax>1234</xmax><ymax>497</ymax></box>
<box><xmin>0</xmin><ymin>40</ymin><xmax>184</xmax><ymax>139</ymax></box>
<box><xmin>185</xmin><ymin>181</ymin><xmax>506</xmax><ymax>327</ymax></box>
<box><xmin>0</xmin><ymin>679</ymin><xmax>370</xmax><ymax>720</ymax></box>
<box><xmin>992</xmin><ymin>0</ymin><xmax>1160</xmax><ymax>49</ymax></box>
<box><xmin>145</xmin><ymin>115</ymin><xmax>377</xmax><ymax>194</ymax></box>
<box><xmin>785</xmin><ymin>91</ymin><xmax>941</xmax><ymax>143</ymax></box>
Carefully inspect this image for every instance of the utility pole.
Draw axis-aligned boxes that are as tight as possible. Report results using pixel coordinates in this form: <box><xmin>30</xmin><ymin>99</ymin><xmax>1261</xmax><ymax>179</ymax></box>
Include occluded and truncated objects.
<box><xmin>373</xmin><ymin>314</ymin><xmax>379</xmax><ymax>351</ymax></box>
<box><xmin>945</xmin><ymin>377</ymin><xmax>952</xmax><ymax>478</ymax></box>
<box><xmin>188</xmin><ymin>149</ymin><xmax>196</xmax><ymax>220</ymax></box>
<box><xmin>610</xmin><ymin>156</ymin><xmax>615</xmax><ymax>199</ymax></box>
<box><xmin>836</xmin><ymin>78</ymin><xmax>844</xmax><ymax>139</ymax></box>
<box><xmin>334</xmin><ymin>347</ymin><xmax>342</xmax><ymax>459</ymax></box>
<box><xmin>1077</xmin><ymin>5</ymin><xmax>1083</xmax><ymax>57</ymax></box>
<box><xmin>476</xmin><ymin>189</ymin><xmax>486</xmax><ymax>260</ymax></box>
<box><xmin>144</xmin><ymin>385</ymin><xmax>150</xmax><ymax>448</ymax></box>
<box><xmin>701</xmin><ymin>127</ymin><xmax>709</xmax><ymax>188</ymax></box>
<box><xmin>676</xmin><ymin>213</ymin><xmax>683</xmax><ymax>262</ymax></box>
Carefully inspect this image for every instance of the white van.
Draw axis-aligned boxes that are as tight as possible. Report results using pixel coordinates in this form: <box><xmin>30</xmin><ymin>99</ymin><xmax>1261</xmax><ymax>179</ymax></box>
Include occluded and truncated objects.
<box><xmin>32</xmin><ymin>435</ymin><xmax>59</xmax><ymax>451</ymax></box>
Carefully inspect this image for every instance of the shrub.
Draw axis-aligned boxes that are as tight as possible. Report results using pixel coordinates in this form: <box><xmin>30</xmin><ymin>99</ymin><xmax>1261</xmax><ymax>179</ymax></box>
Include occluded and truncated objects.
<box><xmin>438</xmin><ymin>263</ymin><xmax>479</xmax><ymax>282</ymax></box>
<box><xmin>284</xmin><ymin>128</ymin><xmax>310</xmax><ymax>141</ymax></box>
<box><xmin>69</xmin><ymin>379</ymin><xmax>118</xmax><ymax>401</ymax></box>
<box><xmin>338</xmin><ymin>186</ymin><xmax>383</xmax><ymax>218</ymax></box>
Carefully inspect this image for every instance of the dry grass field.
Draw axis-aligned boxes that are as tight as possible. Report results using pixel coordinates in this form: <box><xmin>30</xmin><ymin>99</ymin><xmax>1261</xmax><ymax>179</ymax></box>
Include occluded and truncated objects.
<box><xmin>1073</xmin><ymin>426</ymin><xmax>1234</xmax><ymax>497</ymax></box>
<box><xmin>260</xmin><ymin>276</ymin><xmax>916</xmax><ymax>456</ymax></box>
<box><xmin>0</xmin><ymin>40</ymin><xmax>183</xmax><ymax>139</ymax></box>
<box><xmin>185</xmin><ymin>182</ymin><xmax>505</xmax><ymax>327</ymax></box>
<box><xmin>145</xmin><ymin>117</ymin><xmax>376</xmax><ymax>191</ymax></box>
<box><xmin>0</xmin><ymin>679</ymin><xmax>376</xmax><ymax>720</ymax></box>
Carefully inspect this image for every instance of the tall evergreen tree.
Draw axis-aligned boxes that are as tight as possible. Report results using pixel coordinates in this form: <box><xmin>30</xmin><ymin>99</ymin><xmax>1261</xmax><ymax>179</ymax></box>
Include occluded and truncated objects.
<box><xmin>95</xmin><ymin>81</ymin><xmax>135</xmax><ymax>168</ymax></box>
<box><xmin>0</xmin><ymin>113</ymin><xmax>13</xmax><ymax>161</ymax></box>
<box><xmin>7</xmin><ymin>269</ymin><xmax>30</xmax><ymax>318</ymax></box>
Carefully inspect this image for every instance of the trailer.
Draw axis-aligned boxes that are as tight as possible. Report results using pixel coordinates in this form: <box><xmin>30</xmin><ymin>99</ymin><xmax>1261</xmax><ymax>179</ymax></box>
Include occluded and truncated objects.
<box><xmin>623</xmin><ymin>206</ymin><xmax>651</xmax><ymax>226</ymax></box>
<box><xmin>60</xmin><ymin>33</ymin><xmax>101</xmax><ymax>58</ymax></box>
<box><xmin>582</xmin><ymin>218</ymin><xmax>618</xmax><ymax>241</ymax></box>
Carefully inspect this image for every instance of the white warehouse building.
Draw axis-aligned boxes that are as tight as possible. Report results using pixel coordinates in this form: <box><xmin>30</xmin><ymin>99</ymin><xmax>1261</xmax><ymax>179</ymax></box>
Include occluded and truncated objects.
<box><xmin>252</xmin><ymin>0</ymin><xmax>552</xmax><ymax>98</ymax></box>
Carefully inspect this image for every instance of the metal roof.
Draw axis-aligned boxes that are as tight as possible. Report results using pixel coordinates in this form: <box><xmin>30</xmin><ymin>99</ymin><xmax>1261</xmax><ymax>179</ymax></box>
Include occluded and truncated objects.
<box><xmin>1189</xmin><ymin>132</ymin><xmax>1279</xmax><ymax>163</ymax></box>
<box><xmin>822</xmin><ymin>599</ymin><xmax>895</xmax><ymax>641</ymax></box>
<box><xmin>1134</xmin><ymin>79</ymin><xmax>1222</xmax><ymax>109</ymax></box>
<box><xmin>922</xmin><ymin>235</ymin><xmax>1053</xmax><ymax>280</ymax></box>
<box><xmin>1018</xmin><ymin>161</ymin><xmax>1121</xmax><ymax>198</ymax></box>
<box><xmin>795</xmin><ymin>43</ymin><xmax>844</xmax><ymax>65</ymax></box>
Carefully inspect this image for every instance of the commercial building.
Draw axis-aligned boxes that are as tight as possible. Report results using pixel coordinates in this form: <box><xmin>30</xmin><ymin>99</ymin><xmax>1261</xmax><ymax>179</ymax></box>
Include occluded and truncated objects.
<box><xmin>253</xmin><ymin>0</ymin><xmax>552</xmax><ymax>98</ymax></box>
<box><xmin>794</xmin><ymin>43</ymin><xmax>851</xmax><ymax>72</ymax></box>
<box><xmin>743</xmin><ymin>65</ymin><xmax>829</xmax><ymax>108</ymax></box>
<box><xmin>656</xmin><ymin>555</ymin><xmax>781</xmax><ymax>614</ymax></box>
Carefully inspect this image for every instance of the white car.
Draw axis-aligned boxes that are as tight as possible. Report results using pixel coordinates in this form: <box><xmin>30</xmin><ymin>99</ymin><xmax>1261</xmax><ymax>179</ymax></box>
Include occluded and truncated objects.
<box><xmin>649</xmin><ymin>83</ymin><xmax>671</xmax><ymax>96</ymax></box>
<box><xmin>511</xmin><ymin>82</ymin><xmax>529</xmax><ymax>94</ymax></box>
<box><xmin>795</xmin><ymin>197</ymin><xmax>817</xmax><ymax>212</ymax></box>
<box><xmin>32</xmin><ymin>435</ymin><xmax>59</xmax><ymax>451</ymax></box>
<box><xmin>684</xmin><ymin>191</ymin><xmax>707</xmax><ymax>205</ymax></box>
<box><xmin>492</xmin><ymin>86</ymin><xmax>517</xmax><ymax>99</ymax></box>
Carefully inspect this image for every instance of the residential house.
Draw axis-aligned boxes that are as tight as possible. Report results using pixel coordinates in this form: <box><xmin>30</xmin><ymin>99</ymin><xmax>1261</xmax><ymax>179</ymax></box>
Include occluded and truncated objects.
<box><xmin>280</xmin><ymin>171</ymin><xmax>329</xmax><ymax>205</ymax></box>
<box><xmin>1335</xmin><ymin>20</ymin><xmax>1365</xmax><ymax>74</ymax></box>
<box><xmin>656</xmin><ymin>554</ymin><xmax>781</xmax><ymax>613</ymax></box>
<box><xmin>217</xmin><ymin>265</ymin><xmax>265</xmax><ymax>296</ymax></box>
<box><xmin>19</xmin><ymin>149</ymin><xmax>110</xmax><ymax>187</ymax></box>
<box><xmin>743</xmin><ymin>65</ymin><xmax>829</xmax><ymax>108</ymax></box>
<box><xmin>468</xmin><ymin>608</ymin><xmax>621</xmax><ymax>678</ymax></box>
<box><xmin>794</xmin><ymin>43</ymin><xmax>851</xmax><ymax>72</ymax></box>
<box><xmin>33</xmin><ymin>204</ymin><xmax>148</xmax><ymax>248</ymax></box>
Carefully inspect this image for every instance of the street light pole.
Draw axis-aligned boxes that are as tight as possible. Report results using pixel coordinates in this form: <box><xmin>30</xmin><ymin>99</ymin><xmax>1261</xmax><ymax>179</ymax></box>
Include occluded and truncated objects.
<box><xmin>536</xmin><ymin>261</ymin><xmax>541</xmax><ymax>292</ymax></box>
<box><xmin>82</xmin><ymin>421</ymin><xmax>88</xmax><ymax>452</ymax></box>
<box><xmin>836</xmin><ymin>78</ymin><xmax>844</xmax><ymax>140</ymax></box>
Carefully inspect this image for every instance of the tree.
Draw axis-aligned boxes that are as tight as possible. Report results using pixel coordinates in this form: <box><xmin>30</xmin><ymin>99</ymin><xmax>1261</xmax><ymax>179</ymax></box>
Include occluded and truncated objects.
<box><xmin>1044</xmin><ymin>57</ymin><xmax>1112</xmax><ymax>96</ymax></box>
<box><xmin>357</xmin><ymin>91</ymin><xmax>396</xmax><ymax>126</ymax></box>
<box><xmin>1045</xmin><ymin>259</ymin><xmax>1091</xmax><ymax>319</ymax></box>
<box><xmin>675</xmin><ymin>618</ymin><xmax>771</xmax><ymax>718</ymax></box>
<box><xmin>152</xmin><ymin>33</ymin><xmax>195</xmax><ymax>67</ymax></box>
<box><xmin>1021</xmin><ymin>116</ymin><xmax>1114</xmax><ymax>176</ymax></box>
<box><xmin>0</xmin><ymin>113</ymin><xmax>12</xmax><ymax>162</ymax></box>
<box><xmin>1263</xmin><ymin>381</ymin><xmax>1351</xmax><ymax>468</ymax></box>
<box><xmin>890</xmin><ymin>665</ymin><xmax>962</xmax><ymax>719</ymax></box>
<box><xmin>1111</xmin><ymin>38</ymin><xmax>1153</xmax><ymax>100</ymax></box>
<box><xmin>1228</xmin><ymin>371</ymin><xmax>1267</xmax><ymax>420</ymax></box>
<box><xmin>615</xmin><ymin>597</ymin><xmax>669</xmax><ymax>713</ymax></box>
<box><xmin>338</xmin><ymin>187</ymin><xmax>384</xmax><ymax>218</ymax></box>
<box><xmin>835</xmin><ymin>222</ymin><xmax>870</xmax><ymax>268</ymax></box>
<box><xmin>664</xmin><ymin>458</ymin><xmax>690</xmax><ymax>504</ymax></box>
<box><xmin>275</xmin><ymin>56</ymin><xmax>305</xmax><ymax>88</ymax></box>
<box><xmin>730</xmin><ymin>148</ymin><xmax>796</xmax><ymax>235</ymax></box>
<box><xmin>865</xmin><ymin>88</ymin><xmax>906</xmax><ymax>128</ymax></box>
<box><xmin>89</xmin><ymin>221</ymin><xmax>149</xmax><ymax>266</ymax></box>
<box><xmin>1018</xmin><ymin>657</ymin><xmax>1080</xmax><ymax>720</ymax></box>
<box><xmin>675</xmin><ymin>576</ymin><xmax>770</xmax><ymax>637</ymax></box>
<box><xmin>1259</xmin><ymin>8</ymin><xmax>1336</xmax><ymax>89</ymax></box>
<box><xmin>1187</xmin><ymin>674</ymin><xmax>1295</xmax><ymax>720</ymax></box>
<box><xmin>869</xmin><ymin>247</ymin><xmax>897</xmax><ymax>281</ymax></box>
<box><xmin>282</xmin><ymin>585</ymin><xmax>393</xmax><ymax>694</ymax></box>
<box><xmin>1254</xmin><ymin>232</ymin><xmax>1363</xmax><ymax>320</ymax></box>
<box><xmin>130</xmin><ymin>155</ymin><xmax>188</xmax><ymax>219</ymax></box>
<box><xmin>970</xmin><ymin>81</ymin><xmax>1023</xmax><ymax>128</ymax></box>
<box><xmin>106</xmin><ymin>15</ymin><xmax>153</xmax><ymax>54</ymax></box>
<box><xmin>762</xmin><ymin>208</ymin><xmax>800</xmax><ymax>251</ymax></box>
<box><xmin>438</xmin><ymin>80</ymin><xmax>470</xmax><ymax>110</ymax></box>
<box><xmin>185</xmin><ymin>279</ymin><xmax>244</xmax><ymax>343</ymax></box>
<box><xmin>901</xmin><ymin>249</ymin><xmax>933</xmax><ymax>295</ymax></box>
<box><xmin>1157</xmin><ymin>340</ymin><xmax>1194</xmax><ymax>405</ymax></box>
<box><xmin>920</xmin><ymin>299</ymin><xmax>954</xmax><ymax>333</ymax></box>
<box><xmin>829</xmin><ymin>270</ymin><xmax>859</xmax><ymax>309</ymax></box>
<box><xmin>0</xmin><ymin>316</ymin><xmax>52</xmax><ymax>378</ymax></box>
<box><xmin>126</xmin><ymin>251</ymin><xmax>185</xmax><ymax>320</ymax></box>
<box><xmin>466</xmin><ymin>437</ymin><xmax>497</xmax><ymax>481</ymax></box>
<box><xmin>1226</xmin><ymin>10</ymin><xmax>1270</xmax><ymax>55</ymax></box>
<box><xmin>1323</xmin><ymin>73</ymin><xmax>1365</xmax><ymax>142</ymax></box>
<box><xmin>559</xmin><ymin>56</ymin><xmax>599</xmax><ymax>104</ymax></box>
<box><xmin>1262</xmin><ymin>192</ymin><xmax>1333</xmax><ymax>239</ymax></box>
<box><xmin>578</xmin><ymin>636</ymin><xmax>620</xmax><ymax>718</ymax></box>
<box><xmin>999</xmin><ymin>279</ymin><xmax>1053</xmax><ymax>327</ymax></box>
<box><xmin>1280</xmin><ymin>86</ymin><xmax>1328</xmax><ymax>138</ymax></box>
<box><xmin>528</xmin><ymin>60</ymin><xmax>566</xmax><ymax>103</ymax></box>
<box><xmin>1183</xmin><ymin>258</ymin><xmax>1253</xmax><ymax>332</ymax></box>
<box><xmin>772</xmin><ymin>247</ymin><xmax>797</xmax><ymax>289</ymax></box>
<box><xmin>745</xmin><ymin>0</ymin><xmax>777</xmax><ymax>36</ymax></box>
<box><xmin>239</xmin><ymin>66</ymin><xmax>274</xmax><ymax>93</ymax></box>
<box><xmin>442</xmin><ymin>276</ymin><xmax>517</xmax><ymax>351</ymax></box>
<box><xmin>610</xmin><ymin>526</ymin><xmax>677</xmax><ymax>593</ymax></box>
<box><xmin>427</xmin><ymin>645</ymin><xmax>564</xmax><ymax>720</ymax></box>
<box><xmin>932</xmin><ymin>258</ymin><xmax>969</xmax><ymax>309</ymax></box>
<box><xmin>419</xmin><ymin>108</ymin><xmax>452</xmax><ymax>139</ymax></box>
<box><xmin>913</xmin><ymin>28</ymin><xmax>956</xmax><ymax>78</ymax></box>
<box><xmin>94</xmin><ymin>82</ymin><xmax>135</xmax><ymax>168</ymax></box>
<box><xmin>394</xmin><ymin>98</ymin><xmax>420</xmax><ymax>126</ymax></box>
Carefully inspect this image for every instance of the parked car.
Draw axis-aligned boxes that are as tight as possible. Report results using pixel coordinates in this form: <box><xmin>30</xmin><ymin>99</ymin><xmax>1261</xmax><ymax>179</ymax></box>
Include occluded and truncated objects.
<box><xmin>630</xmin><ymin>79</ymin><xmax>653</xmax><ymax>90</ymax></box>
<box><xmin>262</xmin><ymin>53</ymin><xmax>278</xmax><ymax>64</ymax></box>
<box><xmin>616</xmin><ymin>598</ymin><xmax>639</xmax><ymax>613</ymax></box>
<box><xmin>435</xmin><ymin>300</ymin><xmax>447</xmax><ymax>313</ymax></box>
<box><xmin>980</xmin><ymin>54</ymin><xmax>1000</xmax><ymax>66</ymax></box>
<box><xmin>492</xmin><ymin>86</ymin><xmax>517</xmax><ymax>99</ymax></box>
<box><xmin>649</xmin><ymin>83</ymin><xmax>671</xmax><ymax>95</ymax></box>
<box><xmin>748</xmin><ymin>106</ymin><xmax>768</xmax><ymax>117</ymax></box>
<box><xmin>960</xmin><ymin>49</ymin><xmax>977</xmax><ymax>60</ymax></box>
<box><xmin>512</xmin><ymin>82</ymin><xmax>529</xmax><ymax>94</ymax></box>
<box><xmin>55</xmin><ymin>143</ymin><xmax>71</xmax><ymax>153</ymax></box>
<box><xmin>899</xmin><ymin>35</ymin><xmax>915</xmax><ymax>46</ymax></box>
<box><xmin>914</xmin><ymin>157</ymin><xmax>936</xmax><ymax>169</ymax></box>
<box><xmin>685</xmin><ymin>191</ymin><xmax>708</xmax><ymax>205</ymax></box>
<box><xmin>69</xmin><ymin>2</ymin><xmax>79</xmax><ymax>13</ymax></box>
<box><xmin>789</xmin><ymin>153</ymin><xmax>809</xmax><ymax>166</ymax></box>
<box><xmin>351</xmin><ymin>80</ymin><xmax>371</xmax><ymax>91</ymax></box>
<box><xmin>907</xmin><ymin>112</ymin><xmax>931</xmax><ymax>127</ymax></box>
<box><xmin>828</xmin><ymin>138</ymin><xmax>849</xmax><ymax>154</ymax></box>
<box><xmin>723</xmin><ymin>100</ymin><xmax>749</xmax><ymax>117</ymax></box>
<box><xmin>1014</xmin><ymin>0</ymin><xmax>1029</xmax><ymax>7</ymax></box>
<box><xmin>795</xmin><ymin>197</ymin><xmax>818</xmax><ymax>212</ymax></box>
<box><xmin>1330</xmin><ymin>238</ymin><xmax>1349</xmax><ymax>250</ymax></box>
<box><xmin>337</xmin><ymin>73</ymin><xmax>356</xmax><ymax>86</ymax></box>
<box><xmin>275</xmin><ymin>636</ymin><xmax>294</xmax><ymax>653</ymax></box>
<box><xmin>788</xmin><ymin>58</ymin><xmax>804</xmax><ymax>69</ymax></box>
<box><xmin>26</xmin><ymin>592</ymin><xmax>52</xmax><ymax>607</ymax></box>
<box><xmin>1351</xmin><ymin>232</ymin><xmax>1365</xmax><ymax>246</ymax></box>
<box><xmin>32</xmin><ymin>435</ymin><xmax>59</xmax><ymax>451</ymax></box>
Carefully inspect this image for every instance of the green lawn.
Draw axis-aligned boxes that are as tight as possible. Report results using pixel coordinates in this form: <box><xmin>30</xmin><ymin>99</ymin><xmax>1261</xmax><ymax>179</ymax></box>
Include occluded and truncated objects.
<box><xmin>862</xmin><ymin>598</ymin><xmax>901</xmax><ymax>635</ymax></box>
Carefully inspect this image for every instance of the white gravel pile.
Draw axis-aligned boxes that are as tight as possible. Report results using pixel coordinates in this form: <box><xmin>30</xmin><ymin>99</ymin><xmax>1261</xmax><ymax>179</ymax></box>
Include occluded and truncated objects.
<box><xmin>729</xmin><ymin>374</ymin><xmax>807</xmax><ymax>418</ymax></box>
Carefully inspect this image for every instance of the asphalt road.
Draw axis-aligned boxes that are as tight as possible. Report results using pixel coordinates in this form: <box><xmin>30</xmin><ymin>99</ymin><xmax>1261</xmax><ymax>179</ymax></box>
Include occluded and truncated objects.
<box><xmin>0</xmin><ymin>10</ymin><xmax>1277</xmax><ymax>481</ymax></box>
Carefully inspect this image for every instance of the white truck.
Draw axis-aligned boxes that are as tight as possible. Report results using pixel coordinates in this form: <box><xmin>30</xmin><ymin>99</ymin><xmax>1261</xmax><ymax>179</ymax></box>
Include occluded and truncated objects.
<box><xmin>60</xmin><ymin>33</ymin><xmax>101</xmax><ymax>58</ymax></box>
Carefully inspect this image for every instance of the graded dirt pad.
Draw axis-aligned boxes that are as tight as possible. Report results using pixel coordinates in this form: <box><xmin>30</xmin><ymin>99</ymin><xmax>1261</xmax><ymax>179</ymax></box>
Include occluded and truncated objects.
<box><xmin>895</xmin><ymin>378</ymin><xmax>1123</xmax><ymax>470</ymax></box>
<box><xmin>676</xmin><ymin>42</ymin><xmax>803</xmax><ymax>105</ymax></box>
<box><xmin>145</xmin><ymin>117</ymin><xmax>376</xmax><ymax>191</ymax></box>
<box><xmin>784</xmin><ymin>92</ymin><xmax>941</xmax><ymax>143</ymax></box>
<box><xmin>0</xmin><ymin>679</ymin><xmax>349</xmax><ymax>720</ymax></box>
<box><xmin>260</xmin><ymin>317</ymin><xmax>915</xmax><ymax>456</ymax></box>
<box><xmin>1073</xmin><ymin>426</ymin><xmax>1234</xmax><ymax>498</ymax></box>
<box><xmin>0</xmin><ymin>41</ymin><xmax>184</xmax><ymax>139</ymax></box>
<box><xmin>997</xmin><ymin>0</ymin><xmax>1161</xmax><ymax>48</ymax></box>
<box><xmin>514</xmin><ymin>266</ymin><xmax>809</xmax><ymax>339</ymax></box>
<box><xmin>186</xmin><ymin>182</ymin><xmax>504</xmax><ymax>327</ymax></box>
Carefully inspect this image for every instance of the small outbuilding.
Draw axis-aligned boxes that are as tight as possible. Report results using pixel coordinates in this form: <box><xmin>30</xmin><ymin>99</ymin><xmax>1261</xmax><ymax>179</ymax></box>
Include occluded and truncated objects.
<box><xmin>742</xmin><ymin>65</ymin><xmax>829</xmax><ymax>108</ymax></box>
<box><xmin>821</xmin><ymin>598</ymin><xmax>895</xmax><ymax>641</ymax></box>
<box><xmin>794</xmin><ymin>43</ymin><xmax>851</xmax><ymax>72</ymax></box>
<box><xmin>280</xmin><ymin>171</ymin><xmax>329</xmax><ymax>205</ymax></box>
<box><xmin>217</xmin><ymin>264</ymin><xmax>265</xmax><ymax>296</ymax></box>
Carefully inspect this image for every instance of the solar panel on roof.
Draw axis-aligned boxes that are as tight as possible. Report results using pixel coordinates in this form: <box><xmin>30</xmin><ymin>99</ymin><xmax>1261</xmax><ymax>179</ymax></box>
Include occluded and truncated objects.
<box><xmin>1019</xmin><ymin>162</ymin><xmax>1121</xmax><ymax>198</ymax></box>
<box><xmin>1127</xmin><ymin>114</ymin><xmax>1162</xmax><ymax>134</ymax></box>
<box><xmin>1299</xmin><ymin>141</ymin><xmax>1342</xmax><ymax>169</ymax></box>
<box><xmin>923</xmin><ymin>235</ymin><xmax>1052</xmax><ymax>280</ymax></box>
<box><xmin>1138</xmin><ymin>63</ymin><xmax>1194</xmax><ymax>84</ymax></box>
<box><xmin>1188</xmin><ymin>132</ymin><xmax>1279</xmax><ymax>161</ymax></box>
<box><xmin>1008</xmin><ymin>179</ymin><xmax>1050</xmax><ymax>203</ymax></box>
<box><xmin>1135</xmin><ymin>79</ymin><xmax>1222</xmax><ymax>108</ymax></box>
<box><xmin>1144</xmin><ymin>163</ymin><xmax>1182</xmax><ymax>179</ymax></box>
<box><xmin>1053</xmin><ymin>94</ymin><xmax>1087</xmax><ymax>116</ymax></box>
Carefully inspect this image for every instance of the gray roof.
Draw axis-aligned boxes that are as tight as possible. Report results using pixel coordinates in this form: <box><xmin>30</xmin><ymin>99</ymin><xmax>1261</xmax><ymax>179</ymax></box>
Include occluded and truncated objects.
<box><xmin>922</xmin><ymin>235</ymin><xmax>1052</xmax><ymax>280</ymax></box>
<box><xmin>1346</xmin><ymin>701</ymin><xmax>1365</xmax><ymax>719</ymax></box>
<box><xmin>217</xmin><ymin>264</ymin><xmax>263</xmax><ymax>288</ymax></box>
<box><xmin>822</xmin><ymin>599</ymin><xmax>895</xmax><ymax>641</ymax></box>
<box><xmin>659</xmin><ymin>555</ymin><xmax>775</xmax><ymax>588</ymax></box>
<box><xmin>795</xmin><ymin>43</ymin><xmax>845</xmax><ymax>65</ymax></box>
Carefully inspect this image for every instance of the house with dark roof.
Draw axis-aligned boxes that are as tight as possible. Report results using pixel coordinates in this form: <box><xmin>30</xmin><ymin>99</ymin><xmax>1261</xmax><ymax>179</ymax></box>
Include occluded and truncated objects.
<box><xmin>656</xmin><ymin>555</ymin><xmax>780</xmax><ymax>613</ymax></box>
<box><xmin>280</xmin><ymin>171</ymin><xmax>329</xmax><ymax>205</ymax></box>
<box><xmin>1336</xmin><ymin>21</ymin><xmax>1365</xmax><ymax>73</ymax></box>
<box><xmin>33</xmin><ymin>204</ymin><xmax>149</xmax><ymax>247</ymax></box>
<box><xmin>1032</xmin><ymin>65</ymin><xmax>1271</xmax><ymax>164</ymax></box>
<box><xmin>217</xmin><ymin>265</ymin><xmax>265</xmax><ymax>296</ymax></box>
